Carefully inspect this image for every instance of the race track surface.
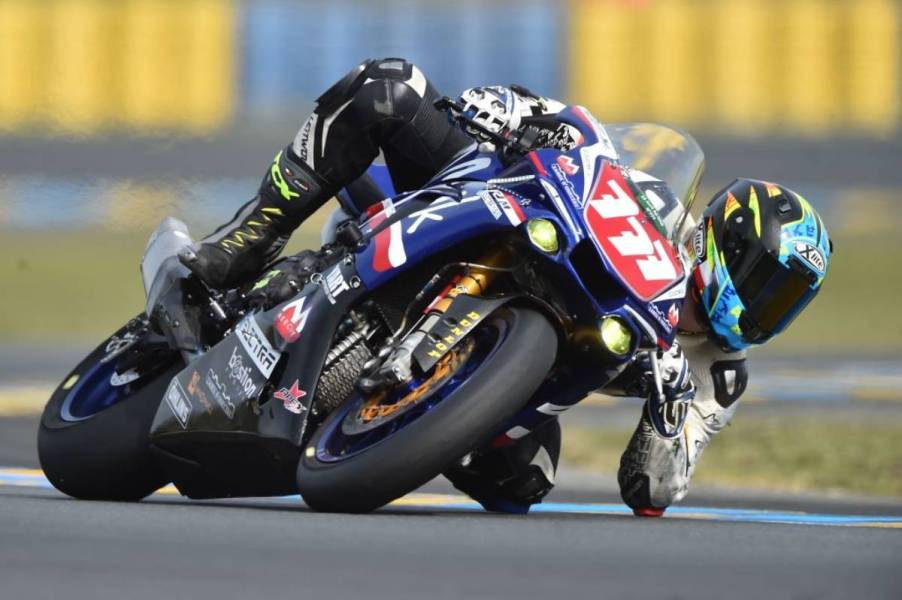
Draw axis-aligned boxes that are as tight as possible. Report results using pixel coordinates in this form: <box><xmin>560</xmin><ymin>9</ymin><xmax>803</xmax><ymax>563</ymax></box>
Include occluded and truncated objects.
<box><xmin>2</xmin><ymin>468</ymin><xmax>901</xmax><ymax>600</ymax></box>
<box><xmin>3</xmin><ymin>378</ymin><xmax>901</xmax><ymax>599</ymax></box>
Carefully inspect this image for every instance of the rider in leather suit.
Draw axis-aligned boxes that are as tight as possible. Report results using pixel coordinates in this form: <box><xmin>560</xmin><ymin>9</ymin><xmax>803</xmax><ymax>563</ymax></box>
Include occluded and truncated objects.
<box><xmin>181</xmin><ymin>58</ymin><xmax>832</xmax><ymax>516</ymax></box>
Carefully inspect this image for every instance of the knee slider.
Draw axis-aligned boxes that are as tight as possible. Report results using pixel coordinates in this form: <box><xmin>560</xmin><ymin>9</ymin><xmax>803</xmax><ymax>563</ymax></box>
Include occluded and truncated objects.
<box><xmin>313</xmin><ymin>57</ymin><xmax>424</xmax><ymax>113</ymax></box>
<box><xmin>362</xmin><ymin>58</ymin><xmax>431</xmax><ymax>117</ymax></box>
<box><xmin>363</xmin><ymin>57</ymin><xmax>415</xmax><ymax>82</ymax></box>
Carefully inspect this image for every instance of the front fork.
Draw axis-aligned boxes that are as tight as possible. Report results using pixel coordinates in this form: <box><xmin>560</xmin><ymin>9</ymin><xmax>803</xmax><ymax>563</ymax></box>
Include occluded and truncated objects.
<box><xmin>359</xmin><ymin>249</ymin><xmax>511</xmax><ymax>391</ymax></box>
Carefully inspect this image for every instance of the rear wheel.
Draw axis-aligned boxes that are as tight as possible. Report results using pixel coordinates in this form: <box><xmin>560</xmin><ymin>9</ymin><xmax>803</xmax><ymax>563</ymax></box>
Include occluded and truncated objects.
<box><xmin>37</xmin><ymin>318</ymin><xmax>179</xmax><ymax>500</ymax></box>
<box><xmin>297</xmin><ymin>307</ymin><xmax>557</xmax><ymax>513</ymax></box>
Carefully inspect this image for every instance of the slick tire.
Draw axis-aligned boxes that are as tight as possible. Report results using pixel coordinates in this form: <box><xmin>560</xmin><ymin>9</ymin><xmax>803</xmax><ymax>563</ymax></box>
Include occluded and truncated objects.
<box><xmin>37</xmin><ymin>331</ymin><xmax>179</xmax><ymax>501</ymax></box>
<box><xmin>297</xmin><ymin>307</ymin><xmax>557</xmax><ymax>513</ymax></box>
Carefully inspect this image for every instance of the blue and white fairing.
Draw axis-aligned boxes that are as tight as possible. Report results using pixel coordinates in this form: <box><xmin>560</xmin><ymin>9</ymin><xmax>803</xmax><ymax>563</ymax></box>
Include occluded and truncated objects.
<box><xmin>350</xmin><ymin>106</ymin><xmax>704</xmax><ymax>352</ymax></box>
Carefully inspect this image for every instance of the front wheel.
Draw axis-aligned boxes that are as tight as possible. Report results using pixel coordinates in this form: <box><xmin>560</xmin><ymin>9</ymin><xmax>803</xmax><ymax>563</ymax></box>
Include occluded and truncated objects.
<box><xmin>297</xmin><ymin>307</ymin><xmax>557</xmax><ymax>513</ymax></box>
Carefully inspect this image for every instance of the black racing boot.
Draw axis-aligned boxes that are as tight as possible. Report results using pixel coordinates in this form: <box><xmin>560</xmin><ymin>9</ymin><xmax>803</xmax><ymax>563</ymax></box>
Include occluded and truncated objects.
<box><xmin>180</xmin><ymin>146</ymin><xmax>334</xmax><ymax>289</ymax></box>
<box><xmin>443</xmin><ymin>419</ymin><xmax>561</xmax><ymax>514</ymax></box>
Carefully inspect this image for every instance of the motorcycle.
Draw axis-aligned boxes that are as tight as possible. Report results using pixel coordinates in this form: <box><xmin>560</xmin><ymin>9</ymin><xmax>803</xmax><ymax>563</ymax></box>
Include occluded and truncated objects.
<box><xmin>37</xmin><ymin>102</ymin><xmax>705</xmax><ymax>513</ymax></box>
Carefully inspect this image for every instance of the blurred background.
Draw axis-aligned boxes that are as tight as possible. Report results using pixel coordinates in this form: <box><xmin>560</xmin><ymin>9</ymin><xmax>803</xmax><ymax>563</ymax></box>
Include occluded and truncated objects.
<box><xmin>1</xmin><ymin>0</ymin><xmax>900</xmax><ymax>496</ymax></box>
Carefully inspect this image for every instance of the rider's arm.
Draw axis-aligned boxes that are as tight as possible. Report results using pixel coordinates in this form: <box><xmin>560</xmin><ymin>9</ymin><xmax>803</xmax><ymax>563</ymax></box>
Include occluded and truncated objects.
<box><xmin>618</xmin><ymin>335</ymin><xmax>749</xmax><ymax>511</ymax></box>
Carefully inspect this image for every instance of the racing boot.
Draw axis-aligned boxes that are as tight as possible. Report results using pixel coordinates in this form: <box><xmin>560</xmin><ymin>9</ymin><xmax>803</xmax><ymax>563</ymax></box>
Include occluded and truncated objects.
<box><xmin>444</xmin><ymin>419</ymin><xmax>560</xmax><ymax>514</ymax></box>
<box><xmin>181</xmin><ymin>147</ymin><xmax>334</xmax><ymax>289</ymax></box>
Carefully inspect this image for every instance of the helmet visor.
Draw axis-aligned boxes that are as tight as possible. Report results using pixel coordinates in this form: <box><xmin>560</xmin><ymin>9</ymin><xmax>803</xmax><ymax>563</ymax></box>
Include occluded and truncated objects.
<box><xmin>734</xmin><ymin>252</ymin><xmax>818</xmax><ymax>342</ymax></box>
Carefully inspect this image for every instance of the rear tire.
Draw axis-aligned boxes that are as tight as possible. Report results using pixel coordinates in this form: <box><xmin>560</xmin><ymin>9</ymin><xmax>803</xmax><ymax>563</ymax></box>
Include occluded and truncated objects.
<box><xmin>38</xmin><ymin>323</ymin><xmax>179</xmax><ymax>501</ymax></box>
<box><xmin>297</xmin><ymin>307</ymin><xmax>557</xmax><ymax>513</ymax></box>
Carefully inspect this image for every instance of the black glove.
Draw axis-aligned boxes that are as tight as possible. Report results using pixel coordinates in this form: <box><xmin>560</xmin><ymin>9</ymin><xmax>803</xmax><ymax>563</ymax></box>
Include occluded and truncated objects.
<box><xmin>633</xmin><ymin>342</ymin><xmax>696</xmax><ymax>439</ymax></box>
<box><xmin>246</xmin><ymin>250</ymin><xmax>321</xmax><ymax>309</ymax></box>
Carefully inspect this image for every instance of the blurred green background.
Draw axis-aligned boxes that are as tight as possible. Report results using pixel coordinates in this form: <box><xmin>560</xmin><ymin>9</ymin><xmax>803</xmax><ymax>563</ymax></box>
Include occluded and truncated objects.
<box><xmin>0</xmin><ymin>0</ymin><xmax>900</xmax><ymax>494</ymax></box>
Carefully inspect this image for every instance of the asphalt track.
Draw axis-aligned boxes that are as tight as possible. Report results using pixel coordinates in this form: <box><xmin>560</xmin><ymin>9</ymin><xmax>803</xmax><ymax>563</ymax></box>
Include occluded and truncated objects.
<box><xmin>2</xmin><ymin>414</ymin><xmax>902</xmax><ymax>599</ymax></box>
<box><xmin>2</xmin><ymin>355</ymin><xmax>901</xmax><ymax>599</ymax></box>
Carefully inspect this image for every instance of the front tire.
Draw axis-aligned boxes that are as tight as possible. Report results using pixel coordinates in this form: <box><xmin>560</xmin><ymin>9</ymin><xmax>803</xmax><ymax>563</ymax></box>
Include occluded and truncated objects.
<box><xmin>38</xmin><ymin>321</ymin><xmax>179</xmax><ymax>501</ymax></box>
<box><xmin>297</xmin><ymin>307</ymin><xmax>557</xmax><ymax>513</ymax></box>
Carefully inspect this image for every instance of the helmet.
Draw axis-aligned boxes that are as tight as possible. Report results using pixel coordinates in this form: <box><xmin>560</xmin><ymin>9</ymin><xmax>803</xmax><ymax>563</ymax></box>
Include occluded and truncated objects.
<box><xmin>689</xmin><ymin>179</ymin><xmax>831</xmax><ymax>351</ymax></box>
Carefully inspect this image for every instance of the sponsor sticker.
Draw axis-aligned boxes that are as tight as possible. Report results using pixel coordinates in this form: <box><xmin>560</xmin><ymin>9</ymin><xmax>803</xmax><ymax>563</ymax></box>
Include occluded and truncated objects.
<box><xmin>692</xmin><ymin>221</ymin><xmax>706</xmax><ymax>261</ymax></box>
<box><xmin>549</xmin><ymin>163</ymin><xmax>581</xmax><ymax>207</ymax></box>
<box><xmin>235</xmin><ymin>317</ymin><xmax>280</xmax><ymax>378</ymax></box>
<box><xmin>164</xmin><ymin>379</ymin><xmax>191</xmax><ymax>429</ymax></box>
<box><xmin>273</xmin><ymin>381</ymin><xmax>307</xmax><ymax>415</ymax></box>
<box><xmin>793</xmin><ymin>241</ymin><xmax>825</xmax><ymax>273</ymax></box>
<box><xmin>227</xmin><ymin>346</ymin><xmax>259</xmax><ymax>399</ymax></box>
<box><xmin>275</xmin><ymin>297</ymin><xmax>311</xmax><ymax>344</ymax></box>
<box><xmin>491</xmin><ymin>191</ymin><xmax>525</xmax><ymax>226</ymax></box>
<box><xmin>187</xmin><ymin>370</ymin><xmax>215</xmax><ymax>416</ymax></box>
<box><xmin>647</xmin><ymin>301</ymin><xmax>675</xmax><ymax>334</ymax></box>
<box><xmin>556</xmin><ymin>155</ymin><xmax>580</xmax><ymax>175</ymax></box>
<box><xmin>481</xmin><ymin>191</ymin><xmax>503</xmax><ymax>220</ymax></box>
<box><xmin>321</xmin><ymin>264</ymin><xmax>350</xmax><ymax>305</ymax></box>
<box><xmin>100</xmin><ymin>330</ymin><xmax>140</xmax><ymax>364</ymax></box>
<box><xmin>205</xmin><ymin>368</ymin><xmax>236</xmax><ymax>419</ymax></box>
<box><xmin>667</xmin><ymin>303</ymin><xmax>680</xmax><ymax>328</ymax></box>
<box><xmin>294</xmin><ymin>113</ymin><xmax>318</xmax><ymax>168</ymax></box>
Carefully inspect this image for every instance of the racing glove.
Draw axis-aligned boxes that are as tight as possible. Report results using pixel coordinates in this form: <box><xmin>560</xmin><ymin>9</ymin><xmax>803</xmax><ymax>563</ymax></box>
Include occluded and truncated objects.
<box><xmin>245</xmin><ymin>250</ymin><xmax>322</xmax><ymax>310</ymax></box>
<box><xmin>456</xmin><ymin>85</ymin><xmax>578</xmax><ymax>151</ymax></box>
<box><xmin>636</xmin><ymin>341</ymin><xmax>696</xmax><ymax>439</ymax></box>
<box><xmin>457</xmin><ymin>85</ymin><xmax>528</xmax><ymax>142</ymax></box>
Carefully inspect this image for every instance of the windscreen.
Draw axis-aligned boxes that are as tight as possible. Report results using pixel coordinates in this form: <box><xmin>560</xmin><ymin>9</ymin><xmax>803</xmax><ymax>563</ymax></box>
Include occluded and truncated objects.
<box><xmin>605</xmin><ymin>123</ymin><xmax>706</xmax><ymax>243</ymax></box>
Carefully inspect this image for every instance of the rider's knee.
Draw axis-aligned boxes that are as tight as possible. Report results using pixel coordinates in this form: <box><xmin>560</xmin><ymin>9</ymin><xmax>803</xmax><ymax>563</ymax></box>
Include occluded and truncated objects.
<box><xmin>444</xmin><ymin>419</ymin><xmax>560</xmax><ymax>513</ymax></box>
<box><xmin>315</xmin><ymin>57</ymin><xmax>433</xmax><ymax>124</ymax></box>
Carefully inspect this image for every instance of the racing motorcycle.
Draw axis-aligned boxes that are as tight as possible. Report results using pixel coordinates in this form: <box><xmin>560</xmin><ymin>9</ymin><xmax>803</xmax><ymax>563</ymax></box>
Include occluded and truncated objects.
<box><xmin>37</xmin><ymin>102</ymin><xmax>705</xmax><ymax>513</ymax></box>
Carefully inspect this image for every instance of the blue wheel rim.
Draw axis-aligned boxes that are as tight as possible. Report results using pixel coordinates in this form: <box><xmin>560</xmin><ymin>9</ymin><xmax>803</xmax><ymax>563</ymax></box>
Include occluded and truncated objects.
<box><xmin>59</xmin><ymin>360</ymin><xmax>127</xmax><ymax>422</ymax></box>
<box><xmin>314</xmin><ymin>324</ymin><xmax>504</xmax><ymax>463</ymax></box>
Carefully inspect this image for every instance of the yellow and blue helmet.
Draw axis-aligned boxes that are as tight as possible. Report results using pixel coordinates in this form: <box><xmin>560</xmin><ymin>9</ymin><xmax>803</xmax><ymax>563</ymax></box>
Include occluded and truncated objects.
<box><xmin>690</xmin><ymin>179</ymin><xmax>831</xmax><ymax>352</ymax></box>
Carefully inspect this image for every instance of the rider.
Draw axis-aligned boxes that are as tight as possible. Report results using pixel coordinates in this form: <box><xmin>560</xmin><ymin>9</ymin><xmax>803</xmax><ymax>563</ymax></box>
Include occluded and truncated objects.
<box><xmin>180</xmin><ymin>58</ymin><xmax>832</xmax><ymax>516</ymax></box>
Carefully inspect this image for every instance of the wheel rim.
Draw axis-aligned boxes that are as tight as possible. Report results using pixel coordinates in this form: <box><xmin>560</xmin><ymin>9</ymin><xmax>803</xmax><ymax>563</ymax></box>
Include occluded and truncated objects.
<box><xmin>313</xmin><ymin>320</ymin><xmax>506</xmax><ymax>463</ymax></box>
<box><xmin>59</xmin><ymin>360</ymin><xmax>128</xmax><ymax>422</ymax></box>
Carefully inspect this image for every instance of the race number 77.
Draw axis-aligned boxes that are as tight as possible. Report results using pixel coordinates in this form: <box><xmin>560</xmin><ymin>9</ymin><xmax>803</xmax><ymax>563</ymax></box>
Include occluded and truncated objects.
<box><xmin>588</xmin><ymin>177</ymin><xmax>677</xmax><ymax>282</ymax></box>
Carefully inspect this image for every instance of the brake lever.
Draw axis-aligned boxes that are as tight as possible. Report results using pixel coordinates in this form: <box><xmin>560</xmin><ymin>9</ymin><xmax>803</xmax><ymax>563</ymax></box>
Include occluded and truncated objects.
<box><xmin>647</xmin><ymin>349</ymin><xmax>667</xmax><ymax>407</ymax></box>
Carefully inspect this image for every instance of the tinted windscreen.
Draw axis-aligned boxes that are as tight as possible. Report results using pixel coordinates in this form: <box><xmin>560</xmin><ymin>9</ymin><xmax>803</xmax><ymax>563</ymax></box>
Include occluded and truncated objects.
<box><xmin>606</xmin><ymin>123</ymin><xmax>705</xmax><ymax>243</ymax></box>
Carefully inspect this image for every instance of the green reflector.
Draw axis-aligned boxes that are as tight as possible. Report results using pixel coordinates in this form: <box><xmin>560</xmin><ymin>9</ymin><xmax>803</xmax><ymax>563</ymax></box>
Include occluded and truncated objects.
<box><xmin>600</xmin><ymin>317</ymin><xmax>632</xmax><ymax>355</ymax></box>
<box><xmin>527</xmin><ymin>219</ymin><xmax>559</xmax><ymax>253</ymax></box>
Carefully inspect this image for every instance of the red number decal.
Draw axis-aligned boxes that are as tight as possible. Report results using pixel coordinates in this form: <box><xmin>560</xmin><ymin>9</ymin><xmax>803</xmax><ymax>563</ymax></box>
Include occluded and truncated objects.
<box><xmin>583</xmin><ymin>163</ymin><xmax>683</xmax><ymax>301</ymax></box>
